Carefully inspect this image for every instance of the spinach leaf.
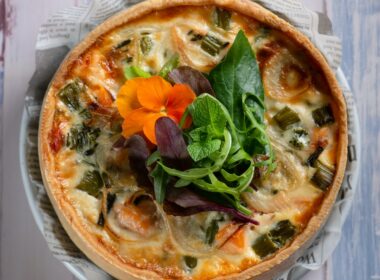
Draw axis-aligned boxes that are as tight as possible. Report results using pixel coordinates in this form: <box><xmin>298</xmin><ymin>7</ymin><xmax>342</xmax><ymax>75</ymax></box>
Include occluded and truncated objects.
<box><xmin>209</xmin><ymin>30</ymin><xmax>274</xmax><ymax>164</ymax></box>
<box><xmin>209</xmin><ymin>30</ymin><xmax>264</xmax><ymax>128</ymax></box>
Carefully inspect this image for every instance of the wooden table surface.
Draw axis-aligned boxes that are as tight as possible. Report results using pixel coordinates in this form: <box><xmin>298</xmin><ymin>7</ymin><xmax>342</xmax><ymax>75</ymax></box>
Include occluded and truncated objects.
<box><xmin>0</xmin><ymin>0</ymin><xmax>378</xmax><ymax>279</ymax></box>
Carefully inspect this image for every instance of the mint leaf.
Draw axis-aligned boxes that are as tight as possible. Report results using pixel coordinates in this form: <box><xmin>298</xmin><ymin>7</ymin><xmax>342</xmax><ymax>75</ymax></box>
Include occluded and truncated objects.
<box><xmin>189</xmin><ymin>126</ymin><xmax>211</xmax><ymax>142</ymax></box>
<box><xmin>188</xmin><ymin>139</ymin><xmax>221</xmax><ymax>162</ymax></box>
<box><xmin>188</xmin><ymin>94</ymin><xmax>227</xmax><ymax>135</ymax></box>
<box><xmin>186</xmin><ymin>95</ymin><xmax>229</xmax><ymax>161</ymax></box>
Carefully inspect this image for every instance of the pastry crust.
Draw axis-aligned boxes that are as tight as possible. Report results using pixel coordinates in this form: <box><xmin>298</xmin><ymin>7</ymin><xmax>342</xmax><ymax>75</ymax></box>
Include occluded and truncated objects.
<box><xmin>38</xmin><ymin>0</ymin><xmax>348</xmax><ymax>279</ymax></box>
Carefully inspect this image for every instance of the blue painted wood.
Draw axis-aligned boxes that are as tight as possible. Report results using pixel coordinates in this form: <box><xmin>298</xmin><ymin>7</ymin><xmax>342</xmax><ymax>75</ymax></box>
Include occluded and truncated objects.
<box><xmin>0</xmin><ymin>0</ymin><xmax>374</xmax><ymax>279</ymax></box>
<box><xmin>329</xmin><ymin>1</ymin><xmax>380</xmax><ymax>279</ymax></box>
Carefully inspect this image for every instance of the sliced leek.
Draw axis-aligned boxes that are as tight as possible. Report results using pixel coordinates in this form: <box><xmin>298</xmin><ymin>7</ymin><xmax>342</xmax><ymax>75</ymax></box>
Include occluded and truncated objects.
<box><xmin>201</xmin><ymin>34</ymin><xmax>229</xmax><ymax>56</ymax></box>
<box><xmin>273</xmin><ymin>106</ymin><xmax>300</xmax><ymax>130</ymax></box>
<box><xmin>252</xmin><ymin>220</ymin><xmax>296</xmax><ymax>258</ymax></box>
<box><xmin>252</xmin><ymin>233</ymin><xmax>278</xmax><ymax>258</ymax></box>
<box><xmin>58</xmin><ymin>79</ymin><xmax>84</xmax><ymax>111</ymax></box>
<box><xmin>213</xmin><ymin>8</ymin><xmax>231</xmax><ymax>30</ymax></box>
<box><xmin>289</xmin><ymin>127</ymin><xmax>309</xmax><ymax>149</ymax></box>
<box><xmin>76</xmin><ymin>170</ymin><xmax>104</xmax><ymax>197</ymax></box>
<box><xmin>311</xmin><ymin>161</ymin><xmax>335</xmax><ymax>191</ymax></box>
<box><xmin>140</xmin><ymin>36</ymin><xmax>153</xmax><ymax>55</ymax></box>
<box><xmin>312</xmin><ymin>105</ymin><xmax>335</xmax><ymax>127</ymax></box>
<box><xmin>306</xmin><ymin>146</ymin><xmax>325</xmax><ymax>167</ymax></box>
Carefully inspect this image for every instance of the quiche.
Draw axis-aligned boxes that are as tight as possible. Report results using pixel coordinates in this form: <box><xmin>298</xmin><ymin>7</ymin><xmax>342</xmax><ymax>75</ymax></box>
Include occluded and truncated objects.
<box><xmin>38</xmin><ymin>0</ymin><xmax>348</xmax><ymax>279</ymax></box>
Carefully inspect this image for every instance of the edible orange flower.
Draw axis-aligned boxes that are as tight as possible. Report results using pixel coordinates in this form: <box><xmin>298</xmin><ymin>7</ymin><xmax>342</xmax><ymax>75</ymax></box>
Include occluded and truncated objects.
<box><xmin>116</xmin><ymin>76</ymin><xmax>196</xmax><ymax>144</ymax></box>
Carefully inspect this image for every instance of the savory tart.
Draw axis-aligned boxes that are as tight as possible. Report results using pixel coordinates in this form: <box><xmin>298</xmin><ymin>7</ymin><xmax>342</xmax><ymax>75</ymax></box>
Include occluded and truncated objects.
<box><xmin>38</xmin><ymin>0</ymin><xmax>347</xmax><ymax>279</ymax></box>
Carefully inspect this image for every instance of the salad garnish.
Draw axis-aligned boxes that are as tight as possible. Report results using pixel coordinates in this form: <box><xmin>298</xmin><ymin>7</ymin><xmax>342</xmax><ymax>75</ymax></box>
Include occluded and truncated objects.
<box><xmin>116</xmin><ymin>30</ymin><xmax>275</xmax><ymax>219</ymax></box>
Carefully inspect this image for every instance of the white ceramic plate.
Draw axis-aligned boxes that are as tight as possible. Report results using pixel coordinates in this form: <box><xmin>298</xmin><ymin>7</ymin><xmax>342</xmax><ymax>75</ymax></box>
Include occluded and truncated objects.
<box><xmin>19</xmin><ymin>68</ymin><xmax>360</xmax><ymax>280</ymax></box>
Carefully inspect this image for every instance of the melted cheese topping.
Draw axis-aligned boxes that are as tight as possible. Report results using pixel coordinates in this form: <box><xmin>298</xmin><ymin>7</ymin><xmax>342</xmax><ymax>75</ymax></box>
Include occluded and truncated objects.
<box><xmin>47</xmin><ymin>6</ymin><xmax>339</xmax><ymax>279</ymax></box>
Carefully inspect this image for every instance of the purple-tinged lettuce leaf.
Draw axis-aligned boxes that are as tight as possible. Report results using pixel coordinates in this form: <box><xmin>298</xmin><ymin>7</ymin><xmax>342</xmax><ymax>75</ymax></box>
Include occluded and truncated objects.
<box><xmin>168</xmin><ymin>66</ymin><xmax>215</xmax><ymax>96</ymax></box>
<box><xmin>125</xmin><ymin>135</ymin><xmax>152</xmax><ymax>189</ymax></box>
<box><xmin>155</xmin><ymin>117</ymin><xmax>192</xmax><ymax>171</ymax></box>
<box><xmin>165</xmin><ymin>187</ymin><xmax>258</xmax><ymax>224</ymax></box>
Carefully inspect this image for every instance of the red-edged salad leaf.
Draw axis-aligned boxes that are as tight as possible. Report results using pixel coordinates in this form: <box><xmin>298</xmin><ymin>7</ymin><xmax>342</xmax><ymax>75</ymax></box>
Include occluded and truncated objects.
<box><xmin>168</xmin><ymin>66</ymin><xmax>215</xmax><ymax>96</ymax></box>
<box><xmin>155</xmin><ymin>117</ymin><xmax>192</xmax><ymax>171</ymax></box>
<box><xmin>165</xmin><ymin>187</ymin><xmax>258</xmax><ymax>224</ymax></box>
<box><xmin>125</xmin><ymin>135</ymin><xmax>152</xmax><ymax>188</ymax></box>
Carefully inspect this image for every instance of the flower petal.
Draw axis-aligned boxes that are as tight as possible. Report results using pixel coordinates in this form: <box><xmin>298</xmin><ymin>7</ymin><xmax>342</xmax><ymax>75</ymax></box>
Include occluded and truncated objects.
<box><xmin>137</xmin><ymin>76</ymin><xmax>172</xmax><ymax>111</ymax></box>
<box><xmin>122</xmin><ymin>108</ymin><xmax>158</xmax><ymax>138</ymax></box>
<box><xmin>166</xmin><ymin>84</ymin><xmax>196</xmax><ymax>123</ymax></box>
<box><xmin>142</xmin><ymin>112</ymin><xmax>166</xmax><ymax>144</ymax></box>
<box><xmin>116</xmin><ymin>78</ymin><xmax>144</xmax><ymax>118</ymax></box>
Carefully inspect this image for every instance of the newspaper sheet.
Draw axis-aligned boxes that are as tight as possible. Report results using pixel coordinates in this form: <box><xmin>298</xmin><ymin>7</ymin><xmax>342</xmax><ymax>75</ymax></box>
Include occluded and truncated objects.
<box><xmin>23</xmin><ymin>1</ymin><xmax>359</xmax><ymax>279</ymax></box>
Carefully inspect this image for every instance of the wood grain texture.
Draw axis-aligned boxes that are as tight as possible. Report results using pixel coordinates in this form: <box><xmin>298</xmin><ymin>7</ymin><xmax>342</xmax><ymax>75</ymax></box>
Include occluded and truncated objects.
<box><xmin>1</xmin><ymin>1</ymin><xmax>76</xmax><ymax>279</ymax></box>
<box><xmin>327</xmin><ymin>1</ymin><xmax>380</xmax><ymax>280</ymax></box>
<box><xmin>0</xmin><ymin>0</ymin><xmax>374</xmax><ymax>279</ymax></box>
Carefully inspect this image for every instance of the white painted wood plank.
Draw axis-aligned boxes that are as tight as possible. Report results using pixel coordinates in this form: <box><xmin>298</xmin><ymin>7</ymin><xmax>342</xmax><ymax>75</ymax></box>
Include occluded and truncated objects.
<box><xmin>303</xmin><ymin>0</ymin><xmax>325</xmax><ymax>13</ymax></box>
<box><xmin>1</xmin><ymin>1</ymin><xmax>77</xmax><ymax>279</ymax></box>
<box><xmin>328</xmin><ymin>0</ymin><xmax>380</xmax><ymax>279</ymax></box>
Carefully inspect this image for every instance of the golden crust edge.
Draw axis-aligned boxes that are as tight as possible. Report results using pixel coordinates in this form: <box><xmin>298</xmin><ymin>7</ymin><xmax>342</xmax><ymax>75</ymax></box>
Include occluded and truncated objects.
<box><xmin>38</xmin><ymin>0</ymin><xmax>348</xmax><ymax>279</ymax></box>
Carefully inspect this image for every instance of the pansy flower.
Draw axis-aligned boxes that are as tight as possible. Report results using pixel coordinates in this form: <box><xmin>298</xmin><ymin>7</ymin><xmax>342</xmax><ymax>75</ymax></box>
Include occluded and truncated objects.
<box><xmin>116</xmin><ymin>76</ymin><xmax>196</xmax><ymax>144</ymax></box>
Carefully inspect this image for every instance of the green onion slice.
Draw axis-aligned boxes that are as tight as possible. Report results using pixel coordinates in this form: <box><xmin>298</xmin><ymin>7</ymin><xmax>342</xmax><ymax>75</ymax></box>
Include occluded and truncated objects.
<box><xmin>201</xmin><ymin>34</ymin><xmax>229</xmax><ymax>56</ymax></box>
<box><xmin>312</xmin><ymin>105</ymin><xmax>335</xmax><ymax>127</ymax></box>
<box><xmin>213</xmin><ymin>8</ymin><xmax>231</xmax><ymax>30</ymax></box>
<box><xmin>311</xmin><ymin>161</ymin><xmax>335</xmax><ymax>191</ymax></box>
<box><xmin>273</xmin><ymin>106</ymin><xmax>300</xmax><ymax>130</ymax></box>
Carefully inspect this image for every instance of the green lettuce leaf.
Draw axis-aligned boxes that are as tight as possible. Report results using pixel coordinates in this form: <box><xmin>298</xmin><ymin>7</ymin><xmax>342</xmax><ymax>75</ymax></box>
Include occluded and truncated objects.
<box><xmin>124</xmin><ymin>65</ymin><xmax>151</xmax><ymax>80</ymax></box>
